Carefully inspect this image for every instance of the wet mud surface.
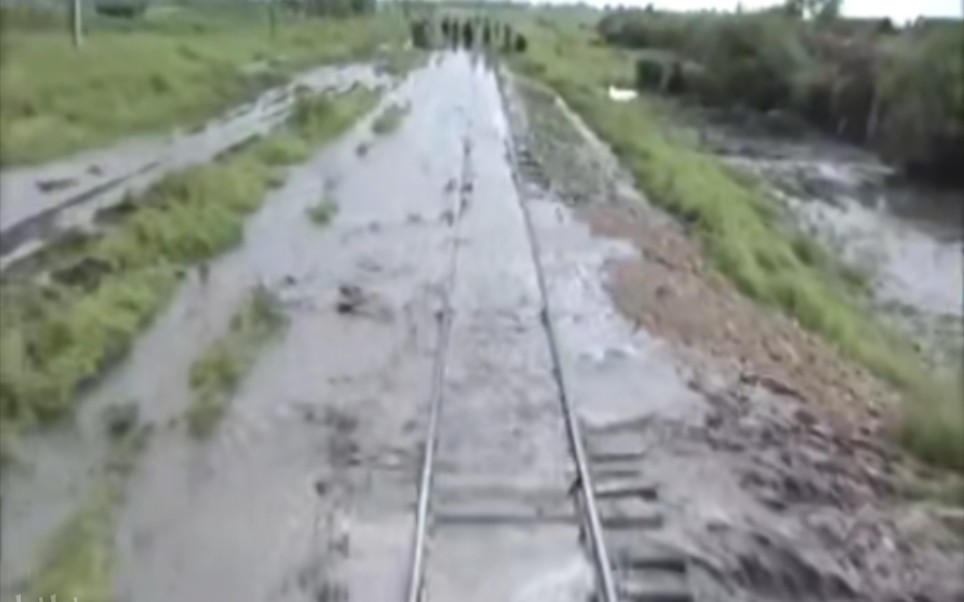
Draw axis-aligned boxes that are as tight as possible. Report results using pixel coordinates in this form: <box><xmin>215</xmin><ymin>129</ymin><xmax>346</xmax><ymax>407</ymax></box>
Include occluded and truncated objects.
<box><xmin>0</xmin><ymin>63</ymin><xmax>389</xmax><ymax>271</ymax></box>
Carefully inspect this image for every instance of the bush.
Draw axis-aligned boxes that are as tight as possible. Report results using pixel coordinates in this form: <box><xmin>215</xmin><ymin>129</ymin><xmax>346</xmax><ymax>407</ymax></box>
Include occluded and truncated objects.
<box><xmin>597</xmin><ymin>9</ymin><xmax>964</xmax><ymax>184</ymax></box>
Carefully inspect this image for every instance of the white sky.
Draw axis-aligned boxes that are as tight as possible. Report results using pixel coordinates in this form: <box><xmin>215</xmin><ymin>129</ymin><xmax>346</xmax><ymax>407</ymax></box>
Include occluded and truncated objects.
<box><xmin>587</xmin><ymin>0</ymin><xmax>964</xmax><ymax>22</ymax></box>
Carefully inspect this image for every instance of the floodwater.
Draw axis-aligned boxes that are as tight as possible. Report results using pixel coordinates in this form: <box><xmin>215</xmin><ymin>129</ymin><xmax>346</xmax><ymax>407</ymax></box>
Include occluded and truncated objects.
<box><xmin>1</xmin><ymin>51</ymin><xmax>599</xmax><ymax>602</ymax></box>
<box><xmin>0</xmin><ymin>63</ymin><xmax>389</xmax><ymax>270</ymax></box>
<box><xmin>4</xmin><ymin>47</ymin><xmax>962</xmax><ymax>602</ymax></box>
<box><xmin>705</xmin><ymin>127</ymin><xmax>963</xmax><ymax>337</ymax></box>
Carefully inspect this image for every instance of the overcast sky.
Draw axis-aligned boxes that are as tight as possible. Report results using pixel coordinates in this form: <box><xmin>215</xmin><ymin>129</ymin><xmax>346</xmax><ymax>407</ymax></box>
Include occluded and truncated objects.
<box><xmin>583</xmin><ymin>0</ymin><xmax>964</xmax><ymax>22</ymax></box>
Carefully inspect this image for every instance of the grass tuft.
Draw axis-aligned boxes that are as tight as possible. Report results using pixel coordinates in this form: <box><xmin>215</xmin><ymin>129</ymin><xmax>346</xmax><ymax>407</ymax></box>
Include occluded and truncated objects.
<box><xmin>253</xmin><ymin>133</ymin><xmax>311</xmax><ymax>166</ymax></box>
<box><xmin>371</xmin><ymin>102</ymin><xmax>410</xmax><ymax>136</ymax></box>
<box><xmin>26</xmin><ymin>424</ymin><xmax>149</xmax><ymax>599</ymax></box>
<box><xmin>186</xmin><ymin>286</ymin><xmax>286</xmax><ymax>437</ymax></box>
<box><xmin>307</xmin><ymin>197</ymin><xmax>339</xmax><ymax>225</ymax></box>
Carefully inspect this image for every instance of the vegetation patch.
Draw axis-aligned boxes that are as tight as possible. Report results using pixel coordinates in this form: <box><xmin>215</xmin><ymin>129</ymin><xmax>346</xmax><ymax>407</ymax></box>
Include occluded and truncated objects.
<box><xmin>511</xmin><ymin>13</ymin><xmax>963</xmax><ymax>470</ymax></box>
<box><xmin>25</xmin><ymin>423</ymin><xmax>149</xmax><ymax>600</ymax></box>
<box><xmin>291</xmin><ymin>87</ymin><xmax>381</xmax><ymax>143</ymax></box>
<box><xmin>186</xmin><ymin>286</ymin><xmax>286</xmax><ymax>438</ymax></box>
<box><xmin>371</xmin><ymin>102</ymin><xmax>410</xmax><ymax>136</ymax></box>
<box><xmin>307</xmin><ymin>197</ymin><xmax>339</xmax><ymax>225</ymax></box>
<box><xmin>594</xmin><ymin>7</ymin><xmax>964</xmax><ymax>184</ymax></box>
<box><xmin>0</xmin><ymin>7</ymin><xmax>405</xmax><ymax>164</ymax></box>
<box><xmin>253</xmin><ymin>132</ymin><xmax>311</xmax><ymax>166</ymax></box>
<box><xmin>0</xmin><ymin>88</ymin><xmax>374</xmax><ymax>458</ymax></box>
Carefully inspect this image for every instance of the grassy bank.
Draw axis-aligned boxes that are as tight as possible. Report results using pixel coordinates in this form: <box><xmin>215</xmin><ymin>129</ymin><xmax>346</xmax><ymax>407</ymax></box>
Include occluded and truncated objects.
<box><xmin>187</xmin><ymin>286</ymin><xmax>286</xmax><ymax>437</ymax></box>
<box><xmin>510</xmin><ymin>13</ymin><xmax>963</xmax><ymax>470</ymax></box>
<box><xmin>26</xmin><ymin>423</ymin><xmax>148</xmax><ymax>600</ymax></box>
<box><xmin>0</xmin><ymin>87</ymin><xmax>379</xmax><ymax>460</ymax></box>
<box><xmin>0</xmin><ymin>6</ymin><xmax>403</xmax><ymax>164</ymax></box>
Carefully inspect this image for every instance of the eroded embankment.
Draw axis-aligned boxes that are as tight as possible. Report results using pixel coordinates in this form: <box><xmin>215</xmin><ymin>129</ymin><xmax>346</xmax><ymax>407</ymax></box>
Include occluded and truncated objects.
<box><xmin>502</xmin><ymin>68</ymin><xmax>964</xmax><ymax>602</ymax></box>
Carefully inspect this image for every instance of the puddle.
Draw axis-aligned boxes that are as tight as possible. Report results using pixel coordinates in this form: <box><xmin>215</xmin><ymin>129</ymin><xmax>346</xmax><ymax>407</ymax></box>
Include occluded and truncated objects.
<box><xmin>727</xmin><ymin>152</ymin><xmax>963</xmax><ymax>319</ymax></box>
<box><xmin>698</xmin><ymin>125</ymin><xmax>964</xmax><ymax>366</ymax></box>
<box><xmin>0</xmin><ymin>63</ymin><xmax>390</xmax><ymax>271</ymax></box>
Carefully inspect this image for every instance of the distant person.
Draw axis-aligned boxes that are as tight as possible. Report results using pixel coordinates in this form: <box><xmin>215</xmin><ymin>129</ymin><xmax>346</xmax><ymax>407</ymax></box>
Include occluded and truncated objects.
<box><xmin>482</xmin><ymin>23</ymin><xmax>491</xmax><ymax>47</ymax></box>
<box><xmin>451</xmin><ymin>19</ymin><xmax>461</xmax><ymax>46</ymax></box>
<box><xmin>441</xmin><ymin>17</ymin><xmax>450</xmax><ymax>41</ymax></box>
<box><xmin>463</xmin><ymin>21</ymin><xmax>474</xmax><ymax>49</ymax></box>
<box><xmin>515</xmin><ymin>33</ymin><xmax>527</xmax><ymax>53</ymax></box>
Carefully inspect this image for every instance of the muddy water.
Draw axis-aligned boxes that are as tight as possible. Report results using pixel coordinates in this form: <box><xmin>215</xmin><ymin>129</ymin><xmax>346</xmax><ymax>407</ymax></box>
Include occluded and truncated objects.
<box><xmin>1</xmin><ymin>52</ymin><xmax>595</xmax><ymax>602</ymax></box>
<box><xmin>0</xmin><ymin>63</ymin><xmax>389</xmax><ymax>270</ymax></box>
<box><xmin>707</xmin><ymin>129</ymin><xmax>963</xmax><ymax>357</ymax></box>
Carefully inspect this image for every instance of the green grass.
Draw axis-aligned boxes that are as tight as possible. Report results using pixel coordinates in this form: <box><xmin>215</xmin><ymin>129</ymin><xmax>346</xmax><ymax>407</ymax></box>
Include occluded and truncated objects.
<box><xmin>186</xmin><ymin>286</ymin><xmax>286</xmax><ymax>437</ymax></box>
<box><xmin>371</xmin><ymin>102</ymin><xmax>410</xmax><ymax>136</ymax></box>
<box><xmin>291</xmin><ymin>86</ymin><xmax>381</xmax><ymax>143</ymax></box>
<box><xmin>253</xmin><ymin>132</ymin><xmax>311</xmax><ymax>166</ymax></box>
<box><xmin>510</xmin><ymin>12</ymin><xmax>963</xmax><ymax>471</ymax></box>
<box><xmin>26</xmin><ymin>424</ymin><xmax>148</xmax><ymax>601</ymax></box>
<box><xmin>252</xmin><ymin>86</ymin><xmax>381</xmax><ymax>169</ymax></box>
<box><xmin>0</xmin><ymin>88</ymin><xmax>376</xmax><ymax>457</ymax></box>
<box><xmin>307</xmin><ymin>196</ymin><xmax>339</xmax><ymax>225</ymax></box>
<box><xmin>0</xmin><ymin>7</ymin><xmax>405</xmax><ymax>164</ymax></box>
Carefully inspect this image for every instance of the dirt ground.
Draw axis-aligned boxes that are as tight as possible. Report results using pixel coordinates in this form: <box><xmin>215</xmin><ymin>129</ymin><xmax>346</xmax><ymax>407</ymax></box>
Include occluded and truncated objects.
<box><xmin>503</xmin><ymin>72</ymin><xmax>964</xmax><ymax>602</ymax></box>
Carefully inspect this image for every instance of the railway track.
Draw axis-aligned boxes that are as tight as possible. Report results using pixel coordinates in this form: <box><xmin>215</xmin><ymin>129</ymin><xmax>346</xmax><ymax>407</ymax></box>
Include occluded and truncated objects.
<box><xmin>401</xmin><ymin>96</ymin><xmax>695</xmax><ymax>600</ymax></box>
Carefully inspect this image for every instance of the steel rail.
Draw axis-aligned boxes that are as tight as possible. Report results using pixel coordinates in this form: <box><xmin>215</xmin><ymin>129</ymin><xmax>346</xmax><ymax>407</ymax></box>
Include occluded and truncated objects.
<box><xmin>497</xmin><ymin>70</ymin><xmax>621</xmax><ymax>602</ymax></box>
<box><xmin>404</xmin><ymin>136</ymin><xmax>471</xmax><ymax>602</ymax></box>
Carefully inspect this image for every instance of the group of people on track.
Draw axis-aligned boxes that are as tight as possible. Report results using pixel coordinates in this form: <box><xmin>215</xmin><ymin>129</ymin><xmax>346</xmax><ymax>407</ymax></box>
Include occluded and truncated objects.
<box><xmin>410</xmin><ymin>16</ymin><xmax>527</xmax><ymax>53</ymax></box>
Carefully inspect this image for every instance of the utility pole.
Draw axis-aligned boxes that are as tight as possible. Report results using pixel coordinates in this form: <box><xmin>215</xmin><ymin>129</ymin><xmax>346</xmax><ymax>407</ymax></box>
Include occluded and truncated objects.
<box><xmin>70</xmin><ymin>0</ymin><xmax>84</xmax><ymax>48</ymax></box>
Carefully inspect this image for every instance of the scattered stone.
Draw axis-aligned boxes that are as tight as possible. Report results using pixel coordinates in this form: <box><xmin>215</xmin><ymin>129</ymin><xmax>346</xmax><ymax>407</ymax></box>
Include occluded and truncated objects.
<box><xmin>655</xmin><ymin>283</ymin><xmax>676</xmax><ymax>300</ymax></box>
<box><xmin>740</xmin><ymin>371</ymin><xmax>806</xmax><ymax>401</ymax></box>
<box><xmin>767</xmin><ymin>338</ymin><xmax>800</xmax><ymax>365</ymax></box>
<box><xmin>103</xmin><ymin>403</ymin><xmax>140</xmax><ymax>438</ymax></box>
<box><xmin>36</xmin><ymin>176</ymin><xmax>77</xmax><ymax>193</ymax></box>
<box><xmin>87</xmin><ymin>164</ymin><xmax>104</xmax><ymax>176</ymax></box>
<box><xmin>336</xmin><ymin>284</ymin><xmax>366</xmax><ymax>314</ymax></box>
<box><xmin>314</xmin><ymin>479</ymin><xmax>329</xmax><ymax>497</ymax></box>
<box><xmin>793</xmin><ymin>408</ymin><xmax>817</xmax><ymax>428</ymax></box>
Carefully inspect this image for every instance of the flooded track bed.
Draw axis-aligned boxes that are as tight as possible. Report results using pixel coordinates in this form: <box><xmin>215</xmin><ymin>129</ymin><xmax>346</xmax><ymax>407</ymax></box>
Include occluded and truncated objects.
<box><xmin>3</xmin><ymin>48</ymin><xmax>962</xmax><ymax>602</ymax></box>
